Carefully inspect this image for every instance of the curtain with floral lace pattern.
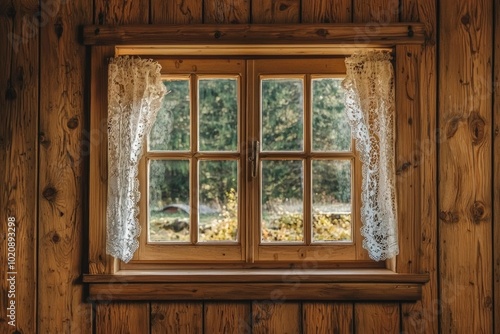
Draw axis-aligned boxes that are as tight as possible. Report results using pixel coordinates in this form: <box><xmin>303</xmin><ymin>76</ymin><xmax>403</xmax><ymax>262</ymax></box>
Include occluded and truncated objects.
<box><xmin>107</xmin><ymin>56</ymin><xmax>166</xmax><ymax>263</ymax></box>
<box><xmin>342</xmin><ymin>51</ymin><xmax>399</xmax><ymax>261</ymax></box>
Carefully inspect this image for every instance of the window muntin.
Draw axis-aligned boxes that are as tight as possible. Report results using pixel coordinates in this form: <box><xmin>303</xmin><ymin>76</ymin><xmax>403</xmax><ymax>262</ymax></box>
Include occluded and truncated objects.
<box><xmin>132</xmin><ymin>57</ymin><xmax>369</xmax><ymax>266</ymax></box>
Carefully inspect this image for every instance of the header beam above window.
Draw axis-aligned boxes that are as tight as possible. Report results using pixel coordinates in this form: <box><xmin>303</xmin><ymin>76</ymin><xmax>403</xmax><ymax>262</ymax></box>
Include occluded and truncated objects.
<box><xmin>82</xmin><ymin>23</ymin><xmax>426</xmax><ymax>47</ymax></box>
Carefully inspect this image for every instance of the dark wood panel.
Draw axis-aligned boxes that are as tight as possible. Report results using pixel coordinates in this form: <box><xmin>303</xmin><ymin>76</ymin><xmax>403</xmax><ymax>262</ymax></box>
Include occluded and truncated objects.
<box><xmin>301</xmin><ymin>0</ymin><xmax>352</xmax><ymax>23</ymax></box>
<box><xmin>439</xmin><ymin>0</ymin><xmax>493</xmax><ymax>331</ymax></box>
<box><xmin>204</xmin><ymin>302</ymin><xmax>251</xmax><ymax>333</ymax></box>
<box><xmin>0</xmin><ymin>0</ymin><xmax>38</xmax><ymax>332</ymax></box>
<box><xmin>37</xmin><ymin>0</ymin><xmax>92</xmax><ymax>331</ymax></box>
<box><xmin>400</xmin><ymin>0</ymin><xmax>439</xmax><ymax>333</ymax></box>
<box><xmin>151</xmin><ymin>302</ymin><xmax>203</xmax><ymax>333</ymax></box>
<box><xmin>353</xmin><ymin>0</ymin><xmax>399</xmax><ymax>23</ymax></box>
<box><xmin>94</xmin><ymin>0</ymin><xmax>148</xmax><ymax>24</ymax></box>
<box><xmin>204</xmin><ymin>0</ymin><xmax>250</xmax><ymax>23</ymax></box>
<box><xmin>253</xmin><ymin>302</ymin><xmax>301</xmax><ymax>334</ymax></box>
<box><xmin>303</xmin><ymin>303</ymin><xmax>353</xmax><ymax>333</ymax></box>
<box><xmin>251</xmin><ymin>0</ymin><xmax>300</xmax><ymax>23</ymax></box>
<box><xmin>151</xmin><ymin>0</ymin><xmax>202</xmax><ymax>24</ymax></box>
<box><xmin>354</xmin><ymin>303</ymin><xmax>400</xmax><ymax>334</ymax></box>
<box><xmin>95</xmin><ymin>303</ymin><xmax>150</xmax><ymax>334</ymax></box>
<box><xmin>495</xmin><ymin>0</ymin><xmax>500</xmax><ymax>329</ymax></box>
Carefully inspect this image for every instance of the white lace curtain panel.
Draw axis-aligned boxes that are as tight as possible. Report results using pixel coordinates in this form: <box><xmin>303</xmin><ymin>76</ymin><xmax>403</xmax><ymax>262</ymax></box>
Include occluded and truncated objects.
<box><xmin>107</xmin><ymin>56</ymin><xmax>166</xmax><ymax>263</ymax></box>
<box><xmin>342</xmin><ymin>51</ymin><xmax>399</xmax><ymax>261</ymax></box>
<box><xmin>105</xmin><ymin>52</ymin><xmax>397</xmax><ymax>263</ymax></box>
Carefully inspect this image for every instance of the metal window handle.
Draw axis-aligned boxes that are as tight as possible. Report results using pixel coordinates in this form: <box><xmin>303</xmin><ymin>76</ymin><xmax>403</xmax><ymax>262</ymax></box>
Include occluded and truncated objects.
<box><xmin>250</xmin><ymin>140</ymin><xmax>260</xmax><ymax>178</ymax></box>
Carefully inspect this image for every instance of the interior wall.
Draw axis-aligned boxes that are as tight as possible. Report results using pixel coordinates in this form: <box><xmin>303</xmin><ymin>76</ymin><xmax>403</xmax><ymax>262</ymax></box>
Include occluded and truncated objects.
<box><xmin>0</xmin><ymin>0</ymin><xmax>496</xmax><ymax>332</ymax></box>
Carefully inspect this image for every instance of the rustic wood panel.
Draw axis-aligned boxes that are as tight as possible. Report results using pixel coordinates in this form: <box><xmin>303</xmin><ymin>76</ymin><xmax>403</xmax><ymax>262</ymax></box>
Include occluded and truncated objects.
<box><xmin>204</xmin><ymin>0</ymin><xmax>250</xmax><ymax>23</ymax></box>
<box><xmin>301</xmin><ymin>0</ymin><xmax>352</xmax><ymax>23</ymax></box>
<box><xmin>495</xmin><ymin>0</ymin><xmax>500</xmax><ymax>329</ymax></box>
<box><xmin>204</xmin><ymin>302</ymin><xmax>251</xmax><ymax>333</ymax></box>
<box><xmin>95</xmin><ymin>303</ymin><xmax>150</xmax><ymax>334</ymax></box>
<box><xmin>439</xmin><ymin>0</ymin><xmax>493</xmax><ymax>332</ymax></box>
<box><xmin>151</xmin><ymin>302</ymin><xmax>203</xmax><ymax>333</ymax></box>
<box><xmin>354</xmin><ymin>303</ymin><xmax>400</xmax><ymax>333</ymax></box>
<box><xmin>303</xmin><ymin>303</ymin><xmax>353</xmax><ymax>333</ymax></box>
<box><xmin>37</xmin><ymin>0</ymin><xmax>92</xmax><ymax>331</ymax></box>
<box><xmin>253</xmin><ymin>302</ymin><xmax>301</xmax><ymax>334</ymax></box>
<box><xmin>353</xmin><ymin>0</ymin><xmax>399</xmax><ymax>23</ymax></box>
<box><xmin>251</xmin><ymin>0</ymin><xmax>300</xmax><ymax>23</ymax></box>
<box><xmin>0</xmin><ymin>0</ymin><xmax>38</xmax><ymax>332</ymax></box>
<box><xmin>150</xmin><ymin>0</ymin><xmax>203</xmax><ymax>24</ymax></box>
<box><xmin>400</xmin><ymin>0</ymin><xmax>439</xmax><ymax>332</ymax></box>
<box><xmin>94</xmin><ymin>0</ymin><xmax>148</xmax><ymax>24</ymax></box>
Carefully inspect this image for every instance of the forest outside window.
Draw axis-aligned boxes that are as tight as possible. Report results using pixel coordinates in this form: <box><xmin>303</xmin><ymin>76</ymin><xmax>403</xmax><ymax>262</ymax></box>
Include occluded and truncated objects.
<box><xmin>131</xmin><ymin>58</ymin><xmax>370</xmax><ymax>266</ymax></box>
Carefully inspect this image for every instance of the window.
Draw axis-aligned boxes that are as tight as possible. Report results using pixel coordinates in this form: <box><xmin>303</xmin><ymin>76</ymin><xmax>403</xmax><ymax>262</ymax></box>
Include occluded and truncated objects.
<box><xmin>130</xmin><ymin>58</ymin><xmax>373</xmax><ymax>267</ymax></box>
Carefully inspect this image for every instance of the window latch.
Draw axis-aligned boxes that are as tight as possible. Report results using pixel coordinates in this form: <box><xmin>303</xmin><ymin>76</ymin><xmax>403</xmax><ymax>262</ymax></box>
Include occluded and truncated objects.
<box><xmin>250</xmin><ymin>140</ymin><xmax>260</xmax><ymax>178</ymax></box>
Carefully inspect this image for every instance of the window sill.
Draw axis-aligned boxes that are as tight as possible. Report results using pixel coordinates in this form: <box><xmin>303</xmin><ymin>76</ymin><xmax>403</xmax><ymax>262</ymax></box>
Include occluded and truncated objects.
<box><xmin>83</xmin><ymin>269</ymin><xmax>428</xmax><ymax>301</ymax></box>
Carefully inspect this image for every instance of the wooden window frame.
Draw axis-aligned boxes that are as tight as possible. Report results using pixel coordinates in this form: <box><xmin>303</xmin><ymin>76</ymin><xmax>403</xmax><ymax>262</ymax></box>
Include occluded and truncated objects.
<box><xmin>84</xmin><ymin>23</ymin><xmax>429</xmax><ymax>301</ymax></box>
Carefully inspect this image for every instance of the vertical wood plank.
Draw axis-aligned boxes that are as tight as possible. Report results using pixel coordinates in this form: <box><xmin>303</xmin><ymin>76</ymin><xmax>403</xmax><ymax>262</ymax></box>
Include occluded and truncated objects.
<box><xmin>204</xmin><ymin>0</ymin><xmax>250</xmax><ymax>24</ymax></box>
<box><xmin>151</xmin><ymin>302</ymin><xmax>203</xmax><ymax>334</ymax></box>
<box><xmin>395</xmin><ymin>44</ymin><xmax>421</xmax><ymax>275</ymax></box>
<box><xmin>354</xmin><ymin>303</ymin><xmax>399</xmax><ymax>334</ymax></box>
<box><xmin>95</xmin><ymin>303</ymin><xmax>150</xmax><ymax>334</ymax></box>
<box><xmin>204</xmin><ymin>302</ymin><xmax>251</xmax><ymax>333</ymax></box>
<box><xmin>439</xmin><ymin>0</ymin><xmax>493</xmax><ymax>332</ymax></box>
<box><xmin>94</xmin><ymin>0</ymin><xmax>148</xmax><ymax>24</ymax></box>
<box><xmin>38</xmin><ymin>0</ymin><xmax>92</xmax><ymax>332</ymax></box>
<box><xmin>251</xmin><ymin>0</ymin><xmax>300</xmax><ymax>23</ymax></box>
<box><xmin>400</xmin><ymin>0</ymin><xmax>439</xmax><ymax>333</ymax></box>
<box><xmin>303</xmin><ymin>303</ymin><xmax>353</xmax><ymax>334</ymax></box>
<box><xmin>301</xmin><ymin>0</ymin><xmax>352</xmax><ymax>23</ymax></box>
<box><xmin>495</xmin><ymin>0</ymin><xmax>500</xmax><ymax>330</ymax></box>
<box><xmin>150</xmin><ymin>0</ymin><xmax>203</xmax><ymax>24</ymax></box>
<box><xmin>352</xmin><ymin>0</ymin><xmax>399</xmax><ymax>23</ymax></box>
<box><xmin>252</xmin><ymin>302</ymin><xmax>301</xmax><ymax>334</ymax></box>
<box><xmin>0</xmin><ymin>0</ymin><xmax>38</xmax><ymax>333</ymax></box>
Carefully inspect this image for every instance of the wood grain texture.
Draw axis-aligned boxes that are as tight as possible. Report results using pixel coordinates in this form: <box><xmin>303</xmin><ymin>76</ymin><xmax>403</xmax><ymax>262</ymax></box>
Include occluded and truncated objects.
<box><xmin>151</xmin><ymin>302</ymin><xmax>203</xmax><ymax>333</ymax></box>
<box><xmin>253</xmin><ymin>302</ymin><xmax>301</xmax><ymax>334</ymax></box>
<box><xmin>495</xmin><ymin>0</ymin><xmax>500</xmax><ymax>330</ymax></box>
<box><xmin>204</xmin><ymin>0</ymin><xmax>250</xmax><ymax>23</ymax></box>
<box><xmin>95</xmin><ymin>303</ymin><xmax>150</xmax><ymax>334</ymax></box>
<box><xmin>204</xmin><ymin>302</ymin><xmax>251</xmax><ymax>333</ymax></box>
<box><xmin>400</xmin><ymin>0</ymin><xmax>439</xmax><ymax>333</ymax></box>
<box><xmin>302</xmin><ymin>303</ymin><xmax>353</xmax><ymax>333</ymax></box>
<box><xmin>0</xmin><ymin>0</ymin><xmax>38</xmax><ymax>333</ymax></box>
<box><xmin>439</xmin><ymin>0</ymin><xmax>493</xmax><ymax>332</ymax></box>
<box><xmin>301</xmin><ymin>0</ymin><xmax>352</xmax><ymax>23</ymax></box>
<box><xmin>150</xmin><ymin>0</ymin><xmax>202</xmax><ymax>24</ymax></box>
<box><xmin>37</xmin><ymin>0</ymin><xmax>92</xmax><ymax>331</ymax></box>
<box><xmin>94</xmin><ymin>0</ymin><xmax>148</xmax><ymax>24</ymax></box>
<box><xmin>251</xmin><ymin>0</ymin><xmax>300</xmax><ymax>23</ymax></box>
<box><xmin>353</xmin><ymin>0</ymin><xmax>399</xmax><ymax>23</ymax></box>
<box><xmin>354</xmin><ymin>303</ymin><xmax>400</xmax><ymax>334</ymax></box>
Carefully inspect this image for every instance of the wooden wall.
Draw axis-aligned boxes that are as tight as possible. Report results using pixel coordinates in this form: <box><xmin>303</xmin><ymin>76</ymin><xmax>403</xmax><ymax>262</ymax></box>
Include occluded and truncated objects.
<box><xmin>0</xmin><ymin>0</ymin><xmax>497</xmax><ymax>332</ymax></box>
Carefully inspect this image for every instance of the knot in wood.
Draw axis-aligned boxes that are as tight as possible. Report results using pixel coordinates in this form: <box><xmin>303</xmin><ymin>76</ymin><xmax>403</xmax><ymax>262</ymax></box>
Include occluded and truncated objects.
<box><xmin>279</xmin><ymin>3</ymin><xmax>289</xmax><ymax>11</ymax></box>
<box><xmin>316</xmin><ymin>29</ymin><xmax>329</xmax><ymax>37</ymax></box>
<box><xmin>5</xmin><ymin>86</ymin><xmax>16</xmax><ymax>100</ymax></box>
<box><xmin>407</xmin><ymin>26</ymin><xmax>414</xmax><ymax>38</ymax></box>
<box><xmin>214</xmin><ymin>31</ymin><xmax>222</xmax><ymax>39</ymax></box>
<box><xmin>54</xmin><ymin>19</ymin><xmax>63</xmax><ymax>38</ymax></box>
<box><xmin>51</xmin><ymin>232</ymin><xmax>61</xmax><ymax>244</ymax></box>
<box><xmin>439</xmin><ymin>210</ymin><xmax>458</xmax><ymax>224</ymax></box>
<box><xmin>461</xmin><ymin>13</ymin><xmax>470</xmax><ymax>26</ymax></box>
<box><xmin>6</xmin><ymin>6</ymin><xmax>16</xmax><ymax>18</ymax></box>
<box><xmin>446</xmin><ymin>116</ymin><xmax>461</xmax><ymax>139</ymax></box>
<box><xmin>396</xmin><ymin>161</ymin><xmax>411</xmax><ymax>175</ymax></box>
<box><xmin>42</xmin><ymin>186</ymin><xmax>58</xmax><ymax>202</ymax></box>
<box><xmin>471</xmin><ymin>201</ymin><xmax>486</xmax><ymax>224</ymax></box>
<box><xmin>468</xmin><ymin>112</ymin><xmax>485</xmax><ymax>145</ymax></box>
<box><xmin>67</xmin><ymin>117</ymin><xmax>79</xmax><ymax>129</ymax></box>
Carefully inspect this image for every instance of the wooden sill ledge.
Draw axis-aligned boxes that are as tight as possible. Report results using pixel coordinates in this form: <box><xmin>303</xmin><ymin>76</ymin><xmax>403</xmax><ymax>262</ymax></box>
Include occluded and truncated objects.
<box><xmin>83</xmin><ymin>269</ymin><xmax>428</xmax><ymax>302</ymax></box>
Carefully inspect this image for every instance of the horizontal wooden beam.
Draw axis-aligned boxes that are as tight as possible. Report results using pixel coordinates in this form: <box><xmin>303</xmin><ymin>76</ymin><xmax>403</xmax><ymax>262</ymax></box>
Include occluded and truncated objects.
<box><xmin>82</xmin><ymin>23</ymin><xmax>425</xmax><ymax>46</ymax></box>
<box><xmin>87</xmin><ymin>282</ymin><xmax>423</xmax><ymax>301</ymax></box>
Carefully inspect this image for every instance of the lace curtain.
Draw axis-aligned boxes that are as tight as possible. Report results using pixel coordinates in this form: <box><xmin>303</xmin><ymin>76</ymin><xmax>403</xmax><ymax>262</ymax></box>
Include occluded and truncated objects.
<box><xmin>107</xmin><ymin>56</ymin><xmax>166</xmax><ymax>263</ymax></box>
<box><xmin>342</xmin><ymin>51</ymin><xmax>399</xmax><ymax>261</ymax></box>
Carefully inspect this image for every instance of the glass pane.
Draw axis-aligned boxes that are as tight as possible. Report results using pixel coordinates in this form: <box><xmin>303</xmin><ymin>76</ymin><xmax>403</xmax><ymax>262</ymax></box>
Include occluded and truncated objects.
<box><xmin>261</xmin><ymin>160</ymin><xmax>303</xmax><ymax>242</ymax></box>
<box><xmin>149</xmin><ymin>160</ymin><xmax>190</xmax><ymax>242</ymax></box>
<box><xmin>312</xmin><ymin>78</ymin><xmax>351</xmax><ymax>151</ymax></box>
<box><xmin>312</xmin><ymin>160</ymin><xmax>352</xmax><ymax>242</ymax></box>
<box><xmin>261</xmin><ymin>79</ymin><xmax>304</xmax><ymax>151</ymax></box>
<box><xmin>198</xmin><ymin>160</ymin><xmax>238</xmax><ymax>242</ymax></box>
<box><xmin>198</xmin><ymin>78</ymin><xmax>238</xmax><ymax>151</ymax></box>
<box><xmin>150</xmin><ymin>79</ymin><xmax>190</xmax><ymax>151</ymax></box>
